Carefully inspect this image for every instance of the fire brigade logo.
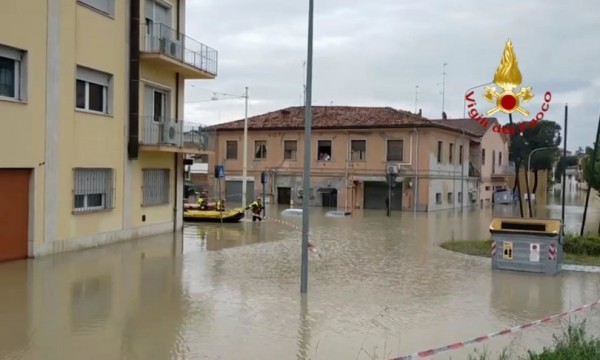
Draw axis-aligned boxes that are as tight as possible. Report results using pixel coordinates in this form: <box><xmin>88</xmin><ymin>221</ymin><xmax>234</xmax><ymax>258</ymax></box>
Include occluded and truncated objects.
<box><xmin>466</xmin><ymin>39</ymin><xmax>551</xmax><ymax>135</ymax></box>
<box><xmin>483</xmin><ymin>40</ymin><xmax>534</xmax><ymax>116</ymax></box>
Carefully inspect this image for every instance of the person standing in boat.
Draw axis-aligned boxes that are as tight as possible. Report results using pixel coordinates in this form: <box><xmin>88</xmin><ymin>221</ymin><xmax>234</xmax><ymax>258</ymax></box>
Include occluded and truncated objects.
<box><xmin>245</xmin><ymin>198</ymin><xmax>264</xmax><ymax>221</ymax></box>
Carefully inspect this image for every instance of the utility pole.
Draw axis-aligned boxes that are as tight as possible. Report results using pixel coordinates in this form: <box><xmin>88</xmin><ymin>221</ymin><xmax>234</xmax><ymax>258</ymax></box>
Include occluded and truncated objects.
<box><xmin>241</xmin><ymin>86</ymin><xmax>249</xmax><ymax>213</ymax></box>
<box><xmin>300</xmin><ymin>0</ymin><xmax>314</xmax><ymax>294</ymax></box>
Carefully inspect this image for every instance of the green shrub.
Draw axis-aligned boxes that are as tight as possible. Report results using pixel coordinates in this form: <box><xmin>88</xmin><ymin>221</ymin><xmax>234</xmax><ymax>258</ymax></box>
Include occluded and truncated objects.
<box><xmin>563</xmin><ymin>235</ymin><xmax>600</xmax><ymax>256</ymax></box>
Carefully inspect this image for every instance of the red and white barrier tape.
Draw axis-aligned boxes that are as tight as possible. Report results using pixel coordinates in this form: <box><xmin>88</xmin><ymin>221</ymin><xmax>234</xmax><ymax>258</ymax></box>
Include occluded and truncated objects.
<box><xmin>253</xmin><ymin>214</ymin><xmax>322</xmax><ymax>258</ymax></box>
<box><xmin>390</xmin><ymin>299</ymin><xmax>600</xmax><ymax>360</ymax></box>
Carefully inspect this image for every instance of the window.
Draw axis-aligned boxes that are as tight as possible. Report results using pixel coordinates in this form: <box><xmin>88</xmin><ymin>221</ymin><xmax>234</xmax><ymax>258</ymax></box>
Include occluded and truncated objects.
<box><xmin>254</xmin><ymin>140</ymin><xmax>267</xmax><ymax>159</ymax></box>
<box><xmin>482</xmin><ymin>149</ymin><xmax>486</xmax><ymax>165</ymax></box>
<box><xmin>73</xmin><ymin>168</ymin><xmax>114</xmax><ymax>212</ymax></box>
<box><xmin>436</xmin><ymin>193</ymin><xmax>442</xmax><ymax>204</ymax></box>
<box><xmin>76</xmin><ymin>66</ymin><xmax>111</xmax><ymax>114</ymax></box>
<box><xmin>0</xmin><ymin>44</ymin><xmax>26</xmax><ymax>101</ymax></box>
<box><xmin>499</xmin><ymin>152</ymin><xmax>502</xmax><ymax>166</ymax></box>
<box><xmin>142</xmin><ymin>169</ymin><xmax>170</xmax><ymax>206</ymax></box>
<box><xmin>317</xmin><ymin>140</ymin><xmax>332</xmax><ymax>161</ymax></box>
<box><xmin>284</xmin><ymin>140</ymin><xmax>297</xmax><ymax>160</ymax></box>
<box><xmin>437</xmin><ymin>141</ymin><xmax>443</xmax><ymax>163</ymax></box>
<box><xmin>351</xmin><ymin>140</ymin><xmax>366</xmax><ymax>161</ymax></box>
<box><xmin>449</xmin><ymin>143</ymin><xmax>454</xmax><ymax>164</ymax></box>
<box><xmin>77</xmin><ymin>0</ymin><xmax>115</xmax><ymax>17</ymax></box>
<box><xmin>447</xmin><ymin>192</ymin><xmax>453</xmax><ymax>203</ymax></box>
<box><xmin>386</xmin><ymin>140</ymin><xmax>403</xmax><ymax>161</ymax></box>
<box><xmin>459</xmin><ymin>145</ymin><xmax>464</xmax><ymax>165</ymax></box>
<box><xmin>226</xmin><ymin>141</ymin><xmax>237</xmax><ymax>160</ymax></box>
<box><xmin>143</xmin><ymin>85</ymin><xmax>170</xmax><ymax>122</ymax></box>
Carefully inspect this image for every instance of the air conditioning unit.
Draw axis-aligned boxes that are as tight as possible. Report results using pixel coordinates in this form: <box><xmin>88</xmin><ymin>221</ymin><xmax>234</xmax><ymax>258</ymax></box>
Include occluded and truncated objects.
<box><xmin>387</xmin><ymin>165</ymin><xmax>399</xmax><ymax>174</ymax></box>
<box><xmin>160</xmin><ymin>122</ymin><xmax>179</xmax><ymax>145</ymax></box>
<box><xmin>159</xmin><ymin>37</ymin><xmax>183</xmax><ymax>60</ymax></box>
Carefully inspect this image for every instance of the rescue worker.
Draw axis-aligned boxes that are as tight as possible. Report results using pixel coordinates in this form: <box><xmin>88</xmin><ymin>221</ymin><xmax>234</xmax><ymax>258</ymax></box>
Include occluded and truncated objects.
<box><xmin>215</xmin><ymin>198</ymin><xmax>225</xmax><ymax>211</ymax></box>
<box><xmin>245</xmin><ymin>197</ymin><xmax>264</xmax><ymax>221</ymax></box>
<box><xmin>197</xmin><ymin>191</ymin><xmax>208</xmax><ymax>210</ymax></box>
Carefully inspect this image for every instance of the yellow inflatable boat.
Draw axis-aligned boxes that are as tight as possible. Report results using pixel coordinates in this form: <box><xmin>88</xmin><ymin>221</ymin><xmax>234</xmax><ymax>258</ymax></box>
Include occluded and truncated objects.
<box><xmin>183</xmin><ymin>208</ymin><xmax>245</xmax><ymax>223</ymax></box>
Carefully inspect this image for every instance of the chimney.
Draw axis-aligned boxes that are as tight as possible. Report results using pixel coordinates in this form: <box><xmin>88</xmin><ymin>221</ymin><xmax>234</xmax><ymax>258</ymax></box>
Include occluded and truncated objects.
<box><xmin>442</xmin><ymin>111</ymin><xmax>447</xmax><ymax>119</ymax></box>
<box><xmin>418</xmin><ymin>109</ymin><xmax>422</xmax><ymax>117</ymax></box>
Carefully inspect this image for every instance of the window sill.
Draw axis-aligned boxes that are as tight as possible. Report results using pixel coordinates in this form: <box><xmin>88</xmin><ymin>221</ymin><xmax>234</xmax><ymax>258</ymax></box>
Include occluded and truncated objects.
<box><xmin>284</xmin><ymin>158</ymin><xmax>297</xmax><ymax>161</ymax></box>
<box><xmin>316</xmin><ymin>160</ymin><xmax>332</xmax><ymax>162</ymax></box>
<box><xmin>75</xmin><ymin>108</ymin><xmax>113</xmax><ymax>118</ymax></box>
<box><xmin>141</xmin><ymin>203</ymin><xmax>170</xmax><ymax>208</ymax></box>
<box><xmin>72</xmin><ymin>208</ymin><xmax>113</xmax><ymax>215</ymax></box>
<box><xmin>254</xmin><ymin>158</ymin><xmax>267</xmax><ymax>161</ymax></box>
<box><xmin>76</xmin><ymin>1</ymin><xmax>115</xmax><ymax>19</ymax></box>
<box><xmin>0</xmin><ymin>96</ymin><xmax>27</xmax><ymax>105</ymax></box>
<box><xmin>225</xmin><ymin>158</ymin><xmax>238</xmax><ymax>161</ymax></box>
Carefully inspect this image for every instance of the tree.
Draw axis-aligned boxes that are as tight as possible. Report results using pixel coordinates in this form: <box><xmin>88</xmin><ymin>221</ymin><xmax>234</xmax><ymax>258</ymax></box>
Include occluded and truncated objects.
<box><xmin>583</xmin><ymin>146</ymin><xmax>600</xmax><ymax>192</ymax></box>
<box><xmin>555</xmin><ymin>155</ymin><xmax>578</xmax><ymax>182</ymax></box>
<box><xmin>509</xmin><ymin>120</ymin><xmax>562</xmax><ymax>193</ymax></box>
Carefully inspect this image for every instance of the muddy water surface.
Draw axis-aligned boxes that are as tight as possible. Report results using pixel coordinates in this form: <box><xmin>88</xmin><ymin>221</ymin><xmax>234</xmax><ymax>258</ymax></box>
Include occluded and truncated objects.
<box><xmin>2</xmin><ymin>194</ymin><xmax>600</xmax><ymax>359</ymax></box>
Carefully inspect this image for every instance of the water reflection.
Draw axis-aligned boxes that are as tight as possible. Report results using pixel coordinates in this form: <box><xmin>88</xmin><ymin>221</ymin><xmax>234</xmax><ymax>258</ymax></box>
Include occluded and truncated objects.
<box><xmin>0</xmin><ymin>197</ymin><xmax>600</xmax><ymax>359</ymax></box>
<box><xmin>0</xmin><ymin>233</ymin><xmax>187</xmax><ymax>360</ymax></box>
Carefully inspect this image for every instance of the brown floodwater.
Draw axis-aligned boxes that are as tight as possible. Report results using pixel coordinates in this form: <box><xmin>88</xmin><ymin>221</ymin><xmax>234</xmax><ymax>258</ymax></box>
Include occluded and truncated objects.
<box><xmin>2</xmin><ymin>192</ymin><xmax>600</xmax><ymax>360</ymax></box>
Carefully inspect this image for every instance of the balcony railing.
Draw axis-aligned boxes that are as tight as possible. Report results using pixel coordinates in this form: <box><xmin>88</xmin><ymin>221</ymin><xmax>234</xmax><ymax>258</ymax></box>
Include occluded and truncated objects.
<box><xmin>140</xmin><ymin>116</ymin><xmax>216</xmax><ymax>152</ymax></box>
<box><xmin>492</xmin><ymin>165</ymin><xmax>516</xmax><ymax>176</ymax></box>
<box><xmin>140</xmin><ymin>22</ymin><xmax>218</xmax><ymax>76</ymax></box>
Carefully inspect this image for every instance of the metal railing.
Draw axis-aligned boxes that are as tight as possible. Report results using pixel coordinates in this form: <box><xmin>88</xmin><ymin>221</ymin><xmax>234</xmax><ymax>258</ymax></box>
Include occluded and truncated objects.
<box><xmin>140</xmin><ymin>23</ymin><xmax>218</xmax><ymax>76</ymax></box>
<box><xmin>139</xmin><ymin>116</ymin><xmax>216</xmax><ymax>151</ymax></box>
<box><xmin>492</xmin><ymin>165</ymin><xmax>516</xmax><ymax>176</ymax></box>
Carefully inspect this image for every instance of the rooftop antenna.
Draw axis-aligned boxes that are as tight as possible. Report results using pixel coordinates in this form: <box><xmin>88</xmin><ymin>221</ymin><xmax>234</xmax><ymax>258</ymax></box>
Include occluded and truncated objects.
<box><xmin>414</xmin><ymin>85</ymin><xmax>419</xmax><ymax>113</ymax></box>
<box><xmin>437</xmin><ymin>62</ymin><xmax>448</xmax><ymax>114</ymax></box>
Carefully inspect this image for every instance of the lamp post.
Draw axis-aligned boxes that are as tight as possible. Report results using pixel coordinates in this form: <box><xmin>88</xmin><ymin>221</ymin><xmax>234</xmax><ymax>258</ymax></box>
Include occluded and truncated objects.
<box><xmin>463</xmin><ymin>82</ymin><xmax>495</xmax><ymax>118</ymax></box>
<box><xmin>526</xmin><ymin>146</ymin><xmax>554</xmax><ymax>217</ymax></box>
<box><xmin>386</xmin><ymin>167</ymin><xmax>398</xmax><ymax>217</ymax></box>
<box><xmin>208</xmin><ymin>88</ymin><xmax>249</xmax><ymax>210</ymax></box>
<box><xmin>301</xmin><ymin>0</ymin><xmax>314</xmax><ymax>295</ymax></box>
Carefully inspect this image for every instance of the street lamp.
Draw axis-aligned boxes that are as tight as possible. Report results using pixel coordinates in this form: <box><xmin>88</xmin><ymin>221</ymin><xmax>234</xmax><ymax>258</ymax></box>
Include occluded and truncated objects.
<box><xmin>526</xmin><ymin>146</ymin><xmax>554</xmax><ymax>217</ymax></box>
<box><xmin>205</xmin><ymin>88</ymin><xmax>250</xmax><ymax>211</ymax></box>
<box><xmin>463</xmin><ymin>82</ymin><xmax>495</xmax><ymax>118</ymax></box>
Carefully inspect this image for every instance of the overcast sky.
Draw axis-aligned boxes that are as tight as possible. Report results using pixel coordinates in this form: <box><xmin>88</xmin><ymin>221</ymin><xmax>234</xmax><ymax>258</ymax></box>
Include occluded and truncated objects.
<box><xmin>183</xmin><ymin>0</ymin><xmax>600</xmax><ymax>150</ymax></box>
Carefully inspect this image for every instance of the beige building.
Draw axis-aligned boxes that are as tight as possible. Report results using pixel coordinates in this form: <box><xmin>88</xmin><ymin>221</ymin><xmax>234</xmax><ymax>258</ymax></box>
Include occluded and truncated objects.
<box><xmin>432</xmin><ymin>118</ymin><xmax>512</xmax><ymax>207</ymax></box>
<box><xmin>209</xmin><ymin>106</ymin><xmax>510</xmax><ymax>211</ymax></box>
<box><xmin>0</xmin><ymin>0</ymin><xmax>217</xmax><ymax>262</ymax></box>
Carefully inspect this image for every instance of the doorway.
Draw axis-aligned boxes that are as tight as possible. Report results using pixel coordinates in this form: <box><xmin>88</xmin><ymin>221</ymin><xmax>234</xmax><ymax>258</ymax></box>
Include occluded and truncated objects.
<box><xmin>320</xmin><ymin>188</ymin><xmax>338</xmax><ymax>208</ymax></box>
<box><xmin>277</xmin><ymin>187</ymin><xmax>291</xmax><ymax>205</ymax></box>
<box><xmin>0</xmin><ymin>169</ymin><xmax>30</xmax><ymax>262</ymax></box>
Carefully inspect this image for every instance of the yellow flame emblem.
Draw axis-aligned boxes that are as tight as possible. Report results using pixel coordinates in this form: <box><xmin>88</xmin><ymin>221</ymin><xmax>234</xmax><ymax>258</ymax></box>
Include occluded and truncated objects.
<box><xmin>483</xmin><ymin>40</ymin><xmax>534</xmax><ymax>116</ymax></box>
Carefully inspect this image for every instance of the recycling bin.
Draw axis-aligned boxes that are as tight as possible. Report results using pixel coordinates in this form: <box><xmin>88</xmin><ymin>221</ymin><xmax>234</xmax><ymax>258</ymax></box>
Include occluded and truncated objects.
<box><xmin>489</xmin><ymin>217</ymin><xmax>563</xmax><ymax>275</ymax></box>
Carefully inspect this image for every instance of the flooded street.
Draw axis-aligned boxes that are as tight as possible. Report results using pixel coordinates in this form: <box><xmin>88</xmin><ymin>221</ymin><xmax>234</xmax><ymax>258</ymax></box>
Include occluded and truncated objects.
<box><xmin>3</xmin><ymin>193</ymin><xmax>600</xmax><ymax>359</ymax></box>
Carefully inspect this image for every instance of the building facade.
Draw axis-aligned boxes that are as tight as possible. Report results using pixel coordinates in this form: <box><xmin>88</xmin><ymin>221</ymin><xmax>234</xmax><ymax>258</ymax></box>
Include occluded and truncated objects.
<box><xmin>432</xmin><ymin>118</ymin><xmax>512</xmax><ymax>208</ymax></box>
<box><xmin>209</xmin><ymin>107</ymin><xmax>510</xmax><ymax>212</ymax></box>
<box><xmin>0</xmin><ymin>0</ymin><xmax>217</xmax><ymax>262</ymax></box>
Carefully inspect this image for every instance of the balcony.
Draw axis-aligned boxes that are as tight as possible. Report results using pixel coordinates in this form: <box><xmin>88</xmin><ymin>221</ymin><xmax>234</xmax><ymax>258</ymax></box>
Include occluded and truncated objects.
<box><xmin>492</xmin><ymin>165</ymin><xmax>516</xmax><ymax>177</ymax></box>
<box><xmin>140</xmin><ymin>23</ymin><xmax>218</xmax><ymax>79</ymax></box>
<box><xmin>139</xmin><ymin>116</ymin><xmax>216</xmax><ymax>154</ymax></box>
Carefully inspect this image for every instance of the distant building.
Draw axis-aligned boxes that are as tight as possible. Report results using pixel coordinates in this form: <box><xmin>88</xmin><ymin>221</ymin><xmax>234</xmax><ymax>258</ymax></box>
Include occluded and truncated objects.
<box><xmin>209</xmin><ymin>106</ymin><xmax>510</xmax><ymax>211</ymax></box>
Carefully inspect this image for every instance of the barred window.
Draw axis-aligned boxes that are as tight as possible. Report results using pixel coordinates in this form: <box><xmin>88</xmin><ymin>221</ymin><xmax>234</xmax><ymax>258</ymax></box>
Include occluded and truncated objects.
<box><xmin>142</xmin><ymin>169</ymin><xmax>170</xmax><ymax>206</ymax></box>
<box><xmin>73</xmin><ymin>168</ymin><xmax>114</xmax><ymax>212</ymax></box>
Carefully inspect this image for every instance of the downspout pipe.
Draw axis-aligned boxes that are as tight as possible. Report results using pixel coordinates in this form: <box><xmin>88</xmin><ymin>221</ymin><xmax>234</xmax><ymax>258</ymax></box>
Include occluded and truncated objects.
<box><xmin>412</xmin><ymin>128</ymin><xmax>419</xmax><ymax>212</ymax></box>
<box><xmin>173</xmin><ymin>73</ymin><xmax>180</xmax><ymax>232</ymax></box>
<box><xmin>452</xmin><ymin>129</ymin><xmax>466</xmax><ymax>210</ymax></box>
<box><xmin>127</xmin><ymin>0</ymin><xmax>140</xmax><ymax>159</ymax></box>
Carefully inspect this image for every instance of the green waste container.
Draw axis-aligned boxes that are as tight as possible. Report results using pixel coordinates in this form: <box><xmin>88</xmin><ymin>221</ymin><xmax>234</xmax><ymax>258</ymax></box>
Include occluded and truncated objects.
<box><xmin>490</xmin><ymin>217</ymin><xmax>562</xmax><ymax>275</ymax></box>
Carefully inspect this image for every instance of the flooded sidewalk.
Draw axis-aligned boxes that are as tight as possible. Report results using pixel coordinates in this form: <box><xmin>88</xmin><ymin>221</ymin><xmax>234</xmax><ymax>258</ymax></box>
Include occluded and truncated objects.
<box><xmin>2</xmin><ymin>201</ymin><xmax>600</xmax><ymax>359</ymax></box>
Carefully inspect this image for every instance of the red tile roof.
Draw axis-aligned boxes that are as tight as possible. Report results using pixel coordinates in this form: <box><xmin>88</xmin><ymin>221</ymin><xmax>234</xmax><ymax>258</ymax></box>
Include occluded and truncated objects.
<box><xmin>210</xmin><ymin>106</ymin><xmax>480</xmax><ymax>136</ymax></box>
<box><xmin>430</xmin><ymin>117</ymin><xmax>500</xmax><ymax>137</ymax></box>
